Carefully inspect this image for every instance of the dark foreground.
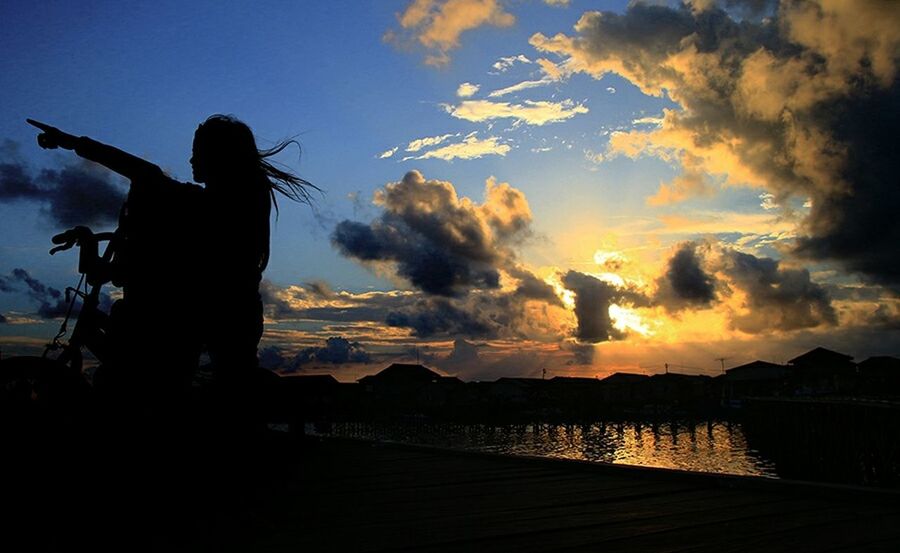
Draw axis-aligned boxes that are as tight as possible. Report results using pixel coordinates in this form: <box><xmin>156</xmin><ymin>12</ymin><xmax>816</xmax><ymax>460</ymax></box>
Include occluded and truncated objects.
<box><xmin>6</xmin><ymin>432</ymin><xmax>900</xmax><ymax>552</ymax></box>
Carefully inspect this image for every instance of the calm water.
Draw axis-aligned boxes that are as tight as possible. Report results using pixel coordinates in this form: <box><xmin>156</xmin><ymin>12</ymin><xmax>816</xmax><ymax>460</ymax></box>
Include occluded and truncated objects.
<box><xmin>309</xmin><ymin>420</ymin><xmax>779</xmax><ymax>478</ymax></box>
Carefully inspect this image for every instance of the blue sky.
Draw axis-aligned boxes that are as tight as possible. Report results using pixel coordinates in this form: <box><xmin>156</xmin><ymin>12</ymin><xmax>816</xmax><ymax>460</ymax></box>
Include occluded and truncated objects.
<box><xmin>2</xmin><ymin>1</ymin><xmax>626</xmax><ymax>284</ymax></box>
<box><xmin>2</xmin><ymin>1</ymin><xmax>898</xmax><ymax>380</ymax></box>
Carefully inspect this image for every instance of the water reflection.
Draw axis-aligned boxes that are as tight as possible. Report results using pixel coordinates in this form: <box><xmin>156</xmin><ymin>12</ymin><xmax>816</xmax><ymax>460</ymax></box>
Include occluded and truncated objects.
<box><xmin>311</xmin><ymin>420</ymin><xmax>778</xmax><ymax>478</ymax></box>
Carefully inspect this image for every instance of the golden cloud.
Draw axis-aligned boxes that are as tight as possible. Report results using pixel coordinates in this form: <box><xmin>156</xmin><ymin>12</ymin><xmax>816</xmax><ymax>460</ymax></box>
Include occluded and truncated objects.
<box><xmin>456</xmin><ymin>82</ymin><xmax>480</xmax><ymax>97</ymax></box>
<box><xmin>389</xmin><ymin>0</ymin><xmax>515</xmax><ymax>66</ymax></box>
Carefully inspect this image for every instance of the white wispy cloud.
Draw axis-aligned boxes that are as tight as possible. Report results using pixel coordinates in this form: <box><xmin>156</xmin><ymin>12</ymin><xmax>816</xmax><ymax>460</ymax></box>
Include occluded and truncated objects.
<box><xmin>759</xmin><ymin>192</ymin><xmax>779</xmax><ymax>211</ymax></box>
<box><xmin>488</xmin><ymin>78</ymin><xmax>554</xmax><ymax>98</ymax></box>
<box><xmin>379</xmin><ymin>147</ymin><xmax>399</xmax><ymax>159</ymax></box>
<box><xmin>444</xmin><ymin>99</ymin><xmax>588</xmax><ymax>126</ymax></box>
<box><xmin>488</xmin><ymin>57</ymin><xmax>564</xmax><ymax>98</ymax></box>
<box><xmin>632</xmin><ymin>116</ymin><xmax>664</xmax><ymax>127</ymax></box>
<box><xmin>406</xmin><ymin>133</ymin><xmax>456</xmax><ymax>152</ymax></box>
<box><xmin>584</xmin><ymin>149</ymin><xmax>605</xmax><ymax>164</ymax></box>
<box><xmin>414</xmin><ymin>134</ymin><xmax>511</xmax><ymax>161</ymax></box>
<box><xmin>492</xmin><ymin>54</ymin><xmax>531</xmax><ymax>72</ymax></box>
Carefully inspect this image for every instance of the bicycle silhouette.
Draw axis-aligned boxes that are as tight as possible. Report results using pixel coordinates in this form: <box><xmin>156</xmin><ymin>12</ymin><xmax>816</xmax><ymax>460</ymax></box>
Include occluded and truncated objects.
<box><xmin>0</xmin><ymin>188</ymin><xmax>124</xmax><ymax>427</ymax></box>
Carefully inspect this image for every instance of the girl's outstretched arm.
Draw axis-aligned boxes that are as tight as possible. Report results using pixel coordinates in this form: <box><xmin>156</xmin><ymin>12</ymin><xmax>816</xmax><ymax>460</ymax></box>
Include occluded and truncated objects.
<box><xmin>27</xmin><ymin>119</ymin><xmax>162</xmax><ymax>182</ymax></box>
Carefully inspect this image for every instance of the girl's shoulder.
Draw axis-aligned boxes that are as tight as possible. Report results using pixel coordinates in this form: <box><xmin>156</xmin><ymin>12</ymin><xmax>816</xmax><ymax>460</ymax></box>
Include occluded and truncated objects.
<box><xmin>129</xmin><ymin>174</ymin><xmax>205</xmax><ymax>212</ymax></box>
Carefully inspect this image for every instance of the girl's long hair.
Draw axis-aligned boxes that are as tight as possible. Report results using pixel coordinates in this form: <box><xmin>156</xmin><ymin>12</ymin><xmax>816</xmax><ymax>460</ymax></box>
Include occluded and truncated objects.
<box><xmin>196</xmin><ymin>114</ymin><xmax>320</xmax><ymax>271</ymax></box>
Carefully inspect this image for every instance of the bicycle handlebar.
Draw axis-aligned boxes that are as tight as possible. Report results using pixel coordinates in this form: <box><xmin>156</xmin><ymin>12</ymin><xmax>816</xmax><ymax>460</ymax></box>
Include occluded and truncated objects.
<box><xmin>49</xmin><ymin>226</ymin><xmax>120</xmax><ymax>288</ymax></box>
<box><xmin>49</xmin><ymin>226</ymin><xmax>116</xmax><ymax>255</ymax></box>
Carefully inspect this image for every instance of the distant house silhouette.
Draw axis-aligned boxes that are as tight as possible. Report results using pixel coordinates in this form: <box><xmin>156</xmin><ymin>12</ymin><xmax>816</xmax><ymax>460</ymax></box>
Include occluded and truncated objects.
<box><xmin>357</xmin><ymin>363</ymin><xmax>463</xmax><ymax>413</ymax></box>
<box><xmin>722</xmin><ymin>360</ymin><xmax>789</xmax><ymax>406</ymax></box>
<box><xmin>358</xmin><ymin>363</ymin><xmax>445</xmax><ymax>391</ymax></box>
<box><xmin>598</xmin><ymin>373</ymin><xmax>649</xmax><ymax>404</ymax></box>
<box><xmin>548</xmin><ymin>376</ymin><xmax>602</xmax><ymax>398</ymax></box>
<box><xmin>273</xmin><ymin>373</ymin><xmax>342</xmax><ymax>425</ymax></box>
<box><xmin>647</xmin><ymin>373</ymin><xmax>712</xmax><ymax>408</ymax></box>
<box><xmin>856</xmin><ymin>356</ymin><xmax>900</xmax><ymax>396</ymax></box>
<box><xmin>546</xmin><ymin>377</ymin><xmax>604</xmax><ymax>417</ymax></box>
<box><xmin>265</xmin><ymin>346</ymin><xmax>900</xmax><ymax>423</ymax></box>
<box><xmin>490</xmin><ymin>377</ymin><xmax>545</xmax><ymax>404</ymax></box>
<box><xmin>788</xmin><ymin>347</ymin><xmax>855</xmax><ymax>395</ymax></box>
<box><xmin>279</xmin><ymin>373</ymin><xmax>340</xmax><ymax>387</ymax></box>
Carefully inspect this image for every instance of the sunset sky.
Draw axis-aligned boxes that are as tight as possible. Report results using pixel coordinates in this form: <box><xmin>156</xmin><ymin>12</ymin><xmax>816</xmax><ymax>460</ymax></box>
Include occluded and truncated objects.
<box><xmin>1</xmin><ymin>0</ymin><xmax>898</xmax><ymax>381</ymax></box>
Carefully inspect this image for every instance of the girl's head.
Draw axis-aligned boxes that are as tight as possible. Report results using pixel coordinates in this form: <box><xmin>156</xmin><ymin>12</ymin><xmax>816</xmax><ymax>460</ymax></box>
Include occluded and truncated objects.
<box><xmin>191</xmin><ymin>115</ymin><xmax>258</xmax><ymax>184</ymax></box>
<box><xmin>190</xmin><ymin>114</ymin><xmax>319</xmax><ymax>206</ymax></box>
<box><xmin>191</xmin><ymin>114</ymin><xmax>319</xmax><ymax>271</ymax></box>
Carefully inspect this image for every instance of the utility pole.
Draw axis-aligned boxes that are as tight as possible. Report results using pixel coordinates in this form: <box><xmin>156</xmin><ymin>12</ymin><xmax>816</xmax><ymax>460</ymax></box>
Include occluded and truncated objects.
<box><xmin>716</xmin><ymin>357</ymin><xmax>728</xmax><ymax>375</ymax></box>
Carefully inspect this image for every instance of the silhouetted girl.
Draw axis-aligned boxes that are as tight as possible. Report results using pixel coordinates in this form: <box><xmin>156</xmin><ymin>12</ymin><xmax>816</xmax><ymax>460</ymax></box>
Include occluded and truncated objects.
<box><xmin>29</xmin><ymin>116</ymin><xmax>316</xmax><ymax>393</ymax></box>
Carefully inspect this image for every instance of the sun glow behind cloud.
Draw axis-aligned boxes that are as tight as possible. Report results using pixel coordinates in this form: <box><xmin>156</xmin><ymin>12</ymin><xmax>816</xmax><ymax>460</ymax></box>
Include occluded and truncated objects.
<box><xmin>609</xmin><ymin>304</ymin><xmax>652</xmax><ymax>337</ymax></box>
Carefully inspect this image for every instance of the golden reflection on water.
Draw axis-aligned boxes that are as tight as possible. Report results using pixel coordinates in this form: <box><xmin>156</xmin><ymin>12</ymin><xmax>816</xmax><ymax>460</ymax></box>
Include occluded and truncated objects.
<box><xmin>319</xmin><ymin>421</ymin><xmax>778</xmax><ymax>478</ymax></box>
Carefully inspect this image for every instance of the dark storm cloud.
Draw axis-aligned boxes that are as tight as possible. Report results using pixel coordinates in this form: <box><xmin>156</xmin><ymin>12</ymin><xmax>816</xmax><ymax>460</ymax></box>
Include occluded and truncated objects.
<box><xmin>0</xmin><ymin>271</ymin><xmax>18</xmax><ymax>321</ymax></box>
<box><xmin>291</xmin><ymin>336</ymin><xmax>371</xmax><ymax>367</ymax></box>
<box><xmin>304</xmin><ymin>280</ymin><xmax>336</xmax><ymax>300</ymax></box>
<box><xmin>562</xmin><ymin>340</ymin><xmax>595</xmax><ymax>366</ymax></box>
<box><xmin>259</xmin><ymin>279</ymin><xmax>296</xmax><ymax>319</ymax></box>
<box><xmin>262</xmin><ymin>273</ymin><xmax>562</xmax><ymax>342</ymax></box>
<box><xmin>444</xmin><ymin>338</ymin><xmax>480</xmax><ymax>365</ymax></box>
<box><xmin>432</xmin><ymin>339</ymin><xmax>566</xmax><ymax>382</ymax></box>
<box><xmin>793</xmin><ymin>82</ymin><xmax>900</xmax><ymax>292</ymax></box>
<box><xmin>655</xmin><ymin>241</ymin><xmax>717</xmax><ymax>310</ymax></box>
<box><xmin>720</xmin><ymin>249</ymin><xmax>837</xmax><ymax>333</ymax></box>
<box><xmin>430</xmin><ymin>338</ymin><xmax>482</xmax><ymax>376</ymax></box>
<box><xmin>333</xmin><ymin>218</ymin><xmax>500</xmax><ymax>296</ymax></box>
<box><xmin>0</xmin><ymin>143</ymin><xmax>126</xmax><ymax>227</ymax></box>
<box><xmin>532</xmin><ymin>1</ymin><xmax>900</xmax><ymax>291</ymax></box>
<box><xmin>34</xmin><ymin>165</ymin><xmax>125</xmax><ymax>228</ymax></box>
<box><xmin>263</xmin><ymin>278</ymin><xmax>512</xmax><ymax>340</ymax></box>
<box><xmin>0</xmin><ymin>274</ymin><xmax>15</xmax><ymax>293</ymax></box>
<box><xmin>561</xmin><ymin>270</ymin><xmax>649</xmax><ymax>343</ymax></box>
<box><xmin>651</xmin><ymin>242</ymin><xmax>839</xmax><ymax>333</ymax></box>
<box><xmin>510</xmin><ymin>267</ymin><xmax>564</xmax><ymax>306</ymax></box>
<box><xmin>716</xmin><ymin>0</ymin><xmax>778</xmax><ymax>17</ymax></box>
<box><xmin>824</xmin><ymin>283</ymin><xmax>885</xmax><ymax>302</ymax></box>
<box><xmin>383</xmin><ymin>278</ymin><xmax>566</xmax><ymax>340</ymax></box>
<box><xmin>258</xmin><ymin>345</ymin><xmax>288</xmax><ymax>370</ymax></box>
<box><xmin>258</xmin><ymin>337</ymin><xmax>371</xmax><ymax>371</ymax></box>
<box><xmin>332</xmin><ymin>170</ymin><xmax>531</xmax><ymax>297</ymax></box>
<box><xmin>259</xmin><ymin>279</ymin><xmax>415</xmax><ymax>323</ymax></box>
<box><xmin>327</xmin><ymin>170</ymin><xmax>564</xmax><ymax>340</ymax></box>
<box><xmin>10</xmin><ymin>268</ymin><xmax>67</xmax><ymax>318</ymax></box>
<box><xmin>0</xmin><ymin>268</ymin><xmax>112</xmax><ymax>319</ymax></box>
<box><xmin>871</xmin><ymin>305</ymin><xmax>900</xmax><ymax>331</ymax></box>
<box><xmin>386</xmin><ymin>297</ymin><xmax>497</xmax><ymax>338</ymax></box>
<box><xmin>0</xmin><ymin>159</ymin><xmax>41</xmax><ymax>197</ymax></box>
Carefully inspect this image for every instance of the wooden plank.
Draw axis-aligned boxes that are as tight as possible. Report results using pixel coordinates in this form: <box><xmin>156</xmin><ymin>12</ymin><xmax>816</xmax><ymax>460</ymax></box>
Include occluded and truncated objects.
<box><xmin>253</xmin><ymin>477</ymin><xmax>790</xmax><ymax>551</ymax></box>
<box><xmin>212</xmin><ymin>437</ymin><xmax>900</xmax><ymax>553</ymax></box>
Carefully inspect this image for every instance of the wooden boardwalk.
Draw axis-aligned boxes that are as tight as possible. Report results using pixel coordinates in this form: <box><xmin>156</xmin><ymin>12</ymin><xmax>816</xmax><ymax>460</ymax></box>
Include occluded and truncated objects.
<box><xmin>7</xmin><ymin>433</ymin><xmax>899</xmax><ymax>551</ymax></box>
<box><xmin>233</xmin><ymin>437</ymin><xmax>900</xmax><ymax>552</ymax></box>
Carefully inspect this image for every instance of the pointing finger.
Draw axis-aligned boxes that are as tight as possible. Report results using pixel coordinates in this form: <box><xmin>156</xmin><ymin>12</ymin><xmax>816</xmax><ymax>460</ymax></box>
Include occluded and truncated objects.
<box><xmin>26</xmin><ymin>119</ymin><xmax>56</xmax><ymax>132</ymax></box>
